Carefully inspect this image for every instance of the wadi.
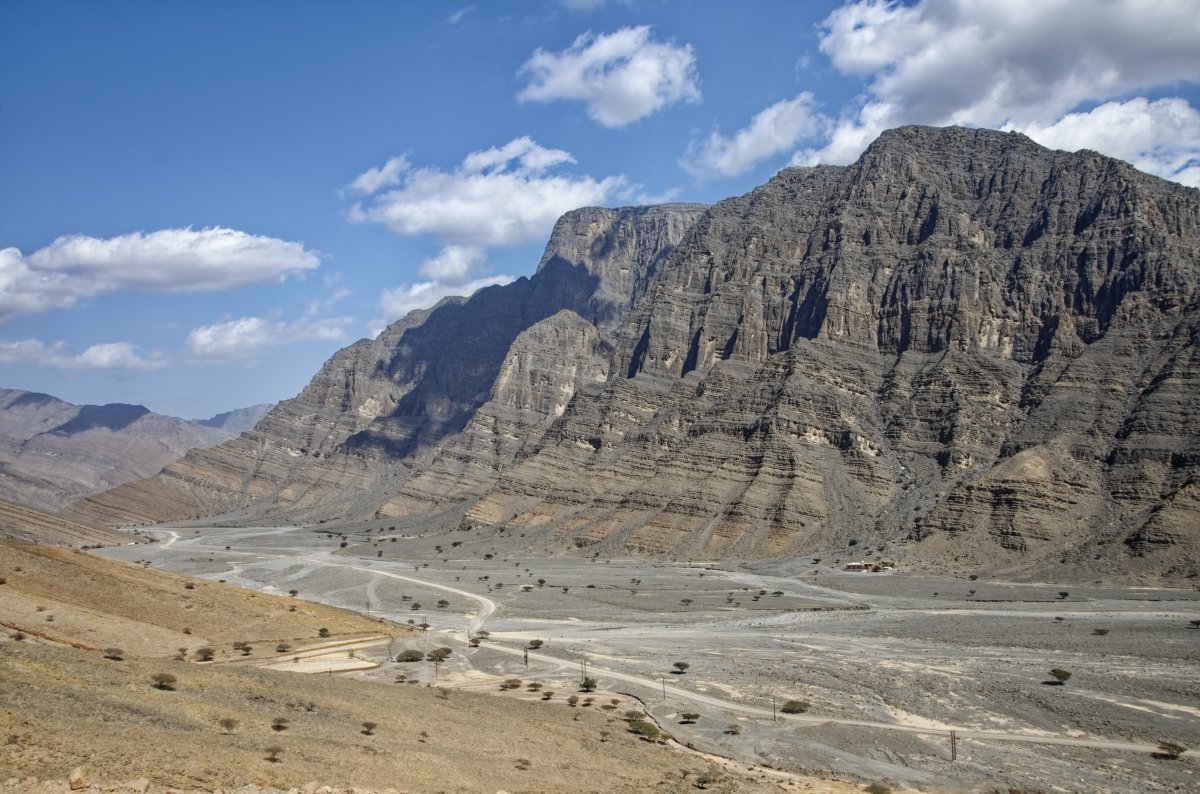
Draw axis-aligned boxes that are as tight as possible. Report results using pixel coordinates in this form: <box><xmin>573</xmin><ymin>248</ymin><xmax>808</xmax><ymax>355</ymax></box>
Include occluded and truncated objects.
<box><xmin>3</xmin><ymin>126</ymin><xmax>1199</xmax><ymax>793</ymax></box>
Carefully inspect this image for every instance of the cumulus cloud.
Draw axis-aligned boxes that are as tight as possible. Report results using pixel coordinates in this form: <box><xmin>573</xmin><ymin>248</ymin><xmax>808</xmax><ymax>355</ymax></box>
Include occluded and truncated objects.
<box><xmin>376</xmin><ymin>273</ymin><xmax>513</xmax><ymax>333</ymax></box>
<box><xmin>185</xmin><ymin>315</ymin><xmax>351</xmax><ymax>363</ymax></box>
<box><xmin>683</xmin><ymin>93</ymin><xmax>828</xmax><ymax>178</ymax></box>
<box><xmin>0</xmin><ymin>338</ymin><xmax>166</xmax><ymax>371</ymax></box>
<box><xmin>790</xmin><ymin>0</ymin><xmax>1200</xmax><ymax>179</ymax></box>
<box><xmin>517</xmin><ymin>26</ymin><xmax>700</xmax><ymax>127</ymax></box>
<box><xmin>341</xmin><ymin>155</ymin><xmax>409</xmax><ymax>197</ymax></box>
<box><xmin>1013</xmin><ymin>98</ymin><xmax>1200</xmax><ymax>187</ymax></box>
<box><xmin>0</xmin><ymin>227</ymin><xmax>320</xmax><ymax>322</ymax></box>
<box><xmin>348</xmin><ymin>137</ymin><xmax>630</xmax><ymax>247</ymax></box>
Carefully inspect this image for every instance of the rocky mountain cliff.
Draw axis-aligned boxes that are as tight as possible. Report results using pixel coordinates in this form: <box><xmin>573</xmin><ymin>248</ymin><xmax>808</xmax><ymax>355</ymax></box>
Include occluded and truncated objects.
<box><xmin>65</xmin><ymin>127</ymin><xmax>1200</xmax><ymax>581</ymax></box>
<box><xmin>0</xmin><ymin>389</ymin><xmax>234</xmax><ymax>511</ymax></box>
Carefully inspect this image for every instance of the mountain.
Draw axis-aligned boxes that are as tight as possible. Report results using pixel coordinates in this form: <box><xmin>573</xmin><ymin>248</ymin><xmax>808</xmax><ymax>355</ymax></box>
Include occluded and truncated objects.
<box><xmin>65</xmin><ymin>127</ymin><xmax>1200</xmax><ymax>581</ymax></box>
<box><xmin>196</xmin><ymin>403</ymin><xmax>274</xmax><ymax>434</ymax></box>
<box><xmin>0</xmin><ymin>388</ymin><xmax>235</xmax><ymax>511</ymax></box>
<box><xmin>0</xmin><ymin>497</ymin><xmax>133</xmax><ymax>547</ymax></box>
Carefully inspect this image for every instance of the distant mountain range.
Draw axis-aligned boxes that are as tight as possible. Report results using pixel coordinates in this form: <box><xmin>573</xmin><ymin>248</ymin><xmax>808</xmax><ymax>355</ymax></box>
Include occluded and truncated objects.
<box><xmin>195</xmin><ymin>403</ymin><xmax>273</xmax><ymax>435</ymax></box>
<box><xmin>0</xmin><ymin>388</ymin><xmax>270</xmax><ymax>512</ymax></box>
<box><xmin>63</xmin><ymin>127</ymin><xmax>1200</xmax><ymax>582</ymax></box>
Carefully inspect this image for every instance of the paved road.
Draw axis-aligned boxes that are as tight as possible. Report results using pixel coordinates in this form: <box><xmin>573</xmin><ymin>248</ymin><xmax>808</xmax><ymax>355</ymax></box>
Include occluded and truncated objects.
<box><xmin>136</xmin><ymin>528</ymin><xmax>1171</xmax><ymax>758</ymax></box>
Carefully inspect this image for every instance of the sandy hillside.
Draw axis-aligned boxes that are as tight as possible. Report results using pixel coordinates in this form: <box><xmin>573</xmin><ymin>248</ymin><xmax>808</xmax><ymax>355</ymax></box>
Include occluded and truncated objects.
<box><xmin>0</xmin><ymin>543</ymin><xmax>868</xmax><ymax>794</ymax></box>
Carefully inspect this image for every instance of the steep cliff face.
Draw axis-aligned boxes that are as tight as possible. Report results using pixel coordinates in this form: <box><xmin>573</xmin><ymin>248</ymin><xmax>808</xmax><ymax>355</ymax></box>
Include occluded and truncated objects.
<box><xmin>63</xmin><ymin>204</ymin><xmax>706</xmax><ymax>527</ymax></box>
<box><xmin>464</xmin><ymin>127</ymin><xmax>1200</xmax><ymax>579</ymax></box>
<box><xmin>65</xmin><ymin>127</ymin><xmax>1199</xmax><ymax>581</ymax></box>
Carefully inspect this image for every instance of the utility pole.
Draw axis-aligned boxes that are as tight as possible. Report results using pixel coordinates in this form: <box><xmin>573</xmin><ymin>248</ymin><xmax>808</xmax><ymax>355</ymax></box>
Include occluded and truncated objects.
<box><xmin>950</xmin><ymin>730</ymin><xmax>957</xmax><ymax>761</ymax></box>
<box><xmin>772</xmin><ymin>696</ymin><xmax>777</xmax><ymax>723</ymax></box>
<box><xmin>662</xmin><ymin>676</ymin><xmax>666</xmax><ymax>700</ymax></box>
<box><xmin>524</xmin><ymin>647</ymin><xmax>528</xmax><ymax>667</ymax></box>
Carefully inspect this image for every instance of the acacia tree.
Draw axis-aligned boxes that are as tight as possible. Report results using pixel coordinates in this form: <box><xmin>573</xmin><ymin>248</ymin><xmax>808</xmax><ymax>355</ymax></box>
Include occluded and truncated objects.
<box><xmin>673</xmin><ymin>661</ymin><xmax>690</xmax><ymax>674</ymax></box>
<box><xmin>1049</xmin><ymin>668</ymin><xmax>1072</xmax><ymax>685</ymax></box>
<box><xmin>151</xmin><ymin>672</ymin><xmax>177</xmax><ymax>690</ymax></box>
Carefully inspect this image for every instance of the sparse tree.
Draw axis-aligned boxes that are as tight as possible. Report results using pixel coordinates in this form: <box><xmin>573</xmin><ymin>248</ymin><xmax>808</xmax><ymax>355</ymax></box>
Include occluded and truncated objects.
<box><xmin>151</xmin><ymin>672</ymin><xmax>176</xmax><ymax>690</ymax></box>
<box><xmin>102</xmin><ymin>647</ymin><xmax>125</xmax><ymax>661</ymax></box>
<box><xmin>541</xmin><ymin>691</ymin><xmax>554</xmax><ymax>701</ymax></box>
<box><xmin>1156</xmin><ymin>740</ymin><xmax>1186</xmax><ymax>760</ymax></box>
<box><xmin>725</xmin><ymin>724</ymin><xmax>742</xmax><ymax>735</ymax></box>
<box><xmin>276</xmin><ymin>642</ymin><xmax>291</xmax><ymax>653</ymax></box>
<box><xmin>1049</xmin><ymin>668</ymin><xmax>1072</xmax><ymax>685</ymax></box>
<box><xmin>318</xmin><ymin>627</ymin><xmax>330</xmax><ymax>638</ymax></box>
<box><xmin>673</xmin><ymin>661</ymin><xmax>690</xmax><ymax>674</ymax></box>
<box><xmin>1058</xmin><ymin>591</ymin><xmax>1070</xmax><ymax>600</ymax></box>
<box><xmin>288</xmin><ymin>589</ymin><xmax>299</xmax><ymax>597</ymax></box>
<box><xmin>272</xmin><ymin>717</ymin><xmax>289</xmax><ymax>731</ymax></box>
<box><xmin>218</xmin><ymin>717</ymin><xmax>238</xmax><ymax>734</ymax></box>
<box><xmin>501</xmin><ymin>678</ymin><xmax>523</xmax><ymax>691</ymax></box>
<box><xmin>680</xmin><ymin>712</ymin><xmax>700</xmax><ymax>724</ymax></box>
<box><xmin>361</xmin><ymin>721</ymin><xmax>377</xmax><ymax>736</ymax></box>
<box><xmin>780</xmin><ymin>699</ymin><xmax>810</xmax><ymax>714</ymax></box>
<box><xmin>265</xmin><ymin>745</ymin><xmax>283</xmax><ymax>763</ymax></box>
<box><xmin>194</xmin><ymin>647</ymin><xmax>215</xmax><ymax>662</ymax></box>
<box><xmin>1188</xmin><ymin>619</ymin><xmax>1200</xmax><ymax>629</ymax></box>
<box><xmin>397</xmin><ymin>649</ymin><xmax>424</xmax><ymax>662</ymax></box>
<box><xmin>427</xmin><ymin>647</ymin><xmax>452</xmax><ymax>662</ymax></box>
<box><xmin>1093</xmin><ymin>628</ymin><xmax>1110</xmax><ymax>636</ymax></box>
<box><xmin>232</xmin><ymin>641</ymin><xmax>251</xmax><ymax>656</ymax></box>
<box><xmin>599</xmin><ymin>729</ymin><xmax>611</xmax><ymax>742</ymax></box>
<box><xmin>436</xmin><ymin>599</ymin><xmax>449</xmax><ymax>608</ymax></box>
<box><xmin>567</xmin><ymin>695</ymin><xmax>579</xmax><ymax>706</ymax></box>
<box><xmin>527</xmin><ymin>639</ymin><xmax>544</xmax><ymax>649</ymax></box>
<box><xmin>515</xmin><ymin>758</ymin><xmax>531</xmax><ymax>771</ymax></box>
<box><xmin>581</xmin><ymin>675</ymin><xmax>597</xmax><ymax>692</ymax></box>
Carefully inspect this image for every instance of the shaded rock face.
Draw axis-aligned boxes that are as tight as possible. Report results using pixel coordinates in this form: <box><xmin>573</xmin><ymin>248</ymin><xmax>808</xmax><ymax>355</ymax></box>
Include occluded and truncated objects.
<box><xmin>66</xmin><ymin>127</ymin><xmax>1199</xmax><ymax>581</ymax></box>
<box><xmin>64</xmin><ymin>204</ymin><xmax>706</xmax><ymax>527</ymax></box>
<box><xmin>0</xmin><ymin>389</ymin><xmax>233</xmax><ymax>512</ymax></box>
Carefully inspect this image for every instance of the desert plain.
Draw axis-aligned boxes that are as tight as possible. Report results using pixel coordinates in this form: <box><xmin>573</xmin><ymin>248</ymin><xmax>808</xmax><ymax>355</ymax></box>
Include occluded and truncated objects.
<box><xmin>78</xmin><ymin>515</ymin><xmax>1200</xmax><ymax>794</ymax></box>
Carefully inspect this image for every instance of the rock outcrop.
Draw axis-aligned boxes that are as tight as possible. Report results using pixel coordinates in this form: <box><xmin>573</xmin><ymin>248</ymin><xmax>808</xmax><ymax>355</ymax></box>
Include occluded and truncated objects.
<box><xmin>65</xmin><ymin>127</ymin><xmax>1200</xmax><ymax>581</ymax></box>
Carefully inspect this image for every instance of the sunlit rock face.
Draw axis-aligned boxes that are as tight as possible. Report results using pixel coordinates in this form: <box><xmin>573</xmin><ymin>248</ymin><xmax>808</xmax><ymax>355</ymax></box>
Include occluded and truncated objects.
<box><xmin>66</xmin><ymin>127</ymin><xmax>1200</xmax><ymax>582</ymax></box>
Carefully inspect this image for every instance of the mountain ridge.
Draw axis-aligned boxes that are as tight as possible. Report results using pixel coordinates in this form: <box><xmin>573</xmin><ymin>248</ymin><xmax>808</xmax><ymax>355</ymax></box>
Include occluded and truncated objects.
<box><xmin>63</xmin><ymin>126</ymin><xmax>1200</xmax><ymax>582</ymax></box>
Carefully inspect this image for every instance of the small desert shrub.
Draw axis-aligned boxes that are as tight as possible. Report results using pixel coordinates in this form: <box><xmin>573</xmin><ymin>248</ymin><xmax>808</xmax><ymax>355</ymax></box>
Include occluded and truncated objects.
<box><xmin>361</xmin><ymin>721</ymin><xmax>377</xmax><ymax>736</ymax></box>
<box><xmin>725</xmin><ymin>724</ymin><xmax>742</xmax><ymax>735</ymax></box>
<box><xmin>1156</xmin><ymin>740</ymin><xmax>1186</xmax><ymax>759</ymax></box>
<box><xmin>194</xmin><ymin>647</ymin><xmax>215</xmax><ymax>662</ymax></box>
<box><xmin>1049</xmin><ymin>668</ymin><xmax>1071</xmax><ymax>685</ymax></box>
<box><xmin>397</xmin><ymin>650</ymin><xmax>424</xmax><ymax>662</ymax></box>
<box><xmin>217</xmin><ymin>717</ymin><xmax>238</xmax><ymax>733</ymax></box>
<box><xmin>541</xmin><ymin>691</ymin><xmax>554</xmax><ymax>700</ymax></box>
<box><xmin>780</xmin><ymin>699</ymin><xmax>810</xmax><ymax>714</ymax></box>
<box><xmin>102</xmin><ymin>647</ymin><xmax>124</xmax><ymax>661</ymax></box>
<box><xmin>276</xmin><ymin>642</ymin><xmax>291</xmax><ymax>653</ymax></box>
<box><xmin>318</xmin><ymin>627</ymin><xmax>330</xmax><ymax>638</ymax></box>
<box><xmin>265</xmin><ymin>745</ymin><xmax>283</xmax><ymax>763</ymax></box>
<box><xmin>500</xmin><ymin>678</ymin><xmax>523</xmax><ymax>691</ymax></box>
<box><xmin>865</xmin><ymin>781</ymin><xmax>893</xmax><ymax>794</ymax></box>
<box><xmin>271</xmin><ymin>717</ymin><xmax>289</xmax><ymax>731</ymax></box>
<box><xmin>627</xmin><ymin>719</ymin><xmax>662</xmax><ymax>741</ymax></box>
<box><xmin>680</xmin><ymin>712</ymin><xmax>700</xmax><ymax>724</ymax></box>
<box><xmin>151</xmin><ymin>673</ymin><xmax>176</xmax><ymax>691</ymax></box>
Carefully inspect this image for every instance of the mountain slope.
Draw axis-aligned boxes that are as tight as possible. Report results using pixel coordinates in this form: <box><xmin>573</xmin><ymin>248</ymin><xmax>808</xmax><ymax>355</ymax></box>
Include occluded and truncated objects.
<box><xmin>462</xmin><ymin>127</ymin><xmax>1199</xmax><ymax>580</ymax></box>
<box><xmin>64</xmin><ymin>127</ymin><xmax>1200</xmax><ymax>581</ymax></box>
<box><xmin>196</xmin><ymin>403</ymin><xmax>273</xmax><ymax>434</ymax></box>
<box><xmin>63</xmin><ymin>204</ymin><xmax>706</xmax><ymax>527</ymax></box>
<box><xmin>0</xmin><ymin>389</ymin><xmax>234</xmax><ymax>511</ymax></box>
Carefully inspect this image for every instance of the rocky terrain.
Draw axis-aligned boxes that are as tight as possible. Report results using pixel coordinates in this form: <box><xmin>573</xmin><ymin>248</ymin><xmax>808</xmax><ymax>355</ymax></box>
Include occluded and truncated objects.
<box><xmin>0</xmin><ymin>389</ymin><xmax>236</xmax><ymax>512</ymax></box>
<box><xmin>0</xmin><ymin>541</ymin><xmax>833</xmax><ymax>794</ymax></box>
<box><xmin>0</xmin><ymin>498</ymin><xmax>134</xmax><ymax>548</ymax></box>
<box><xmin>66</xmin><ymin>127</ymin><xmax>1200</xmax><ymax>582</ymax></box>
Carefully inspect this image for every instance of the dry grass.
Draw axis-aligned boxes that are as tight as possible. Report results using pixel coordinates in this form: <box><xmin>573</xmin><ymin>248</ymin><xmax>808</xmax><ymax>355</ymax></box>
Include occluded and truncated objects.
<box><xmin>0</xmin><ymin>543</ymin><xmax>855</xmax><ymax>793</ymax></box>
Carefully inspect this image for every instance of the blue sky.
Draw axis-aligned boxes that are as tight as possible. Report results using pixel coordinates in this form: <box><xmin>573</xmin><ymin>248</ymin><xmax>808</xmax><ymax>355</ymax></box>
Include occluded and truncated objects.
<box><xmin>2</xmin><ymin>1</ymin><xmax>1197</xmax><ymax>419</ymax></box>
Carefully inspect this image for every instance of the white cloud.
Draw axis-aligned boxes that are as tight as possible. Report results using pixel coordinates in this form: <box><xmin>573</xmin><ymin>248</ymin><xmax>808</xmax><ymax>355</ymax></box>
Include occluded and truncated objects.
<box><xmin>1014</xmin><ymin>98</ymin><xmax>1200</xmax><ymax>188</ymax></box>
<box><xmin>517</xmin><ymin>26</ymin><xmax>700</xmax><ymax>127</ymax></box>
<box><xmin>683</xmin><ymin>93</ymin><xmax>828</xmax><ymax>178</ymax></box>
<box><xmin>560</xmin><ymin>0</ymin><xmax>605</xmax><ymax>11</ymax></box>
<box><xmin>447</xmin><ymin>6</ymin><xmax>474</xmax><ymax>24</ymax></box>
<box><xmin>418</xmin><ymin>245</ymin><xmax>487</xmax><ymax>286</ymax></box>
<box><xmin>185</xmin><ymin>315</ymin><xmax>351</xmax><ymax>363</ymax></box>
<box><xmin>342</xmin><ymin>155</ymin><xmax>409</xmax><ymax>197</ymax></box>
<box><xmin>348</xmin><ymin>137</ymin><xmax>632</xmax><ymax>248</ymax></box>
<box><xmin>775</xmin><ymin>0</ymin><xmax>1200</xmax><ymax>186</ymax></box>
<box><xmin>1</xmin><ymin>227</ymin><xmax>320</xmax><ymax>321</ymax></box>
<box><xmin>376</xmin><ymin>274</ymin><xmax>514</xmax><ymax>334</ymax></box>
<box><xmin>0</xmin><ymin>338</ymin><xmax>166</xmax><ymax>371</ymax></box>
